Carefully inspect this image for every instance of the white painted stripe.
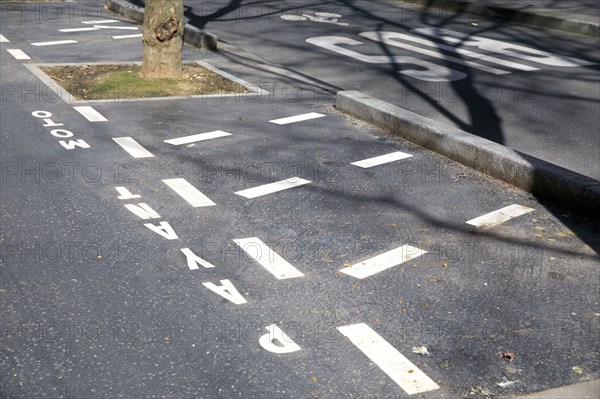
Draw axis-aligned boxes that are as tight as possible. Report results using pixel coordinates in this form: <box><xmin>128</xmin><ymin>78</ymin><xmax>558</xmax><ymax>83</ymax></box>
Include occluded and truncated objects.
<box><xmin>162</xmin><ymin>178</ymin><xmax>216</xmax><ymax>207</ymax></box>
<box><xmin>338</xmin><ymin>323</ymin><xmax>439</xmax><ymax>395</ymax></box>
<box><xmin>351</xmin><ymin>151</ymin><xmax>413</xmax><ymax>168</ymax></box>
<box><xmin>6</xmin><ymin>49</ymin><xmax>30</xmax><ymax>60</ymax></box>
<box><xmin>94</xmin><ymin>25</ymin><xmax>138</xmax><ymax>30</ymax></box>
<box><xmin>0</xmin><ymin>34</ymin><xmax>9</xmax><ymax>43</ymax></box>
<box><xmin>112</xmin><ymin>34</ymin><xmax>143</xmax><ymax>40</ymax></box>
<box><xmin>59</xmin><ymin>27</ymin><xmax>99</xmax><ymax>32</ymax></box>
<box><xmin>233</xmin><ymin>237</ymin><xmax>304</xmax><ymax>279</ymax></box>
<box><xmin>164</xmin><ymin>130</ymin><xmax>232</xmax><ymax>145</ymax></box>
<box><xmin>466</xmin><ymin>204</ymin><xmax>534</xmax><ymax>229</ymax></box>
<box><xmin>269</xmin><ymin>112</ymin><xmax>325</xmax><ymax>125</ymax></box>
<box><xmin>359</xmin><ymin>32</ymin><xmax>510</xmax><ymax>75</ymax></box>
<box><xmin>81</xmin><ymin>19</ymin><xmax>118</xmax><ymax>24</ymax></box>
<box><xmin>339</xmin><ymin>245</ymin><xmax>427</xmax><ymax>279</ymax></box>
<box><xmin>234</xmin><ymin>177</ymin><xmax>310</xmax><ymax>199</ymax></box>
<box><xmin>112</xmin><ymin>137</ymin><xmax>155</xmax><ymax>159</ymax></box>
<box><xmin>31</xmin><ymin>40</ymin><xmax>78</xmax><ymax>46</ymax></box>
<box><xmin>73</xmin><ymin>106</ymin><xmax>108</xmax><ymax>122</ymax></box>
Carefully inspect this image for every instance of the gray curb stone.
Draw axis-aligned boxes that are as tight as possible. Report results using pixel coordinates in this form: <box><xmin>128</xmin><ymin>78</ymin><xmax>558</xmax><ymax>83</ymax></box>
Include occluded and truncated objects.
<box><xmin>402</xmin><ymin>0</ymin><xmax>599</xmax><ymax>38</ymax></box>
<box><xmin>336</xmin><ymin>90</ymin><xmax>600</xmax><ymax>217</ymax></box>
<box><xmin>104</xmin><ymin>0</ymin><xmax>218</xmax><ymax>50</ymax></box>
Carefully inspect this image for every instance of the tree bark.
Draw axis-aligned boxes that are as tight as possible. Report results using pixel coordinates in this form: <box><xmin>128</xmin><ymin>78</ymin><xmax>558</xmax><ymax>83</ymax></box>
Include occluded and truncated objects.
<box><xmin>141</xmin><ymin>0</ymin><xmax>184</xmax><ymax>79</ymax></box>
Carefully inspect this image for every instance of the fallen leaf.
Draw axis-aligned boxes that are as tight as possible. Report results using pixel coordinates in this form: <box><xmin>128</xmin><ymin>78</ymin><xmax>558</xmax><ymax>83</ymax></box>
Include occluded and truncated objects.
<box><xmin>411</xmin><ymin>346</ymin><xmax>430</xmax><ymax>356</ymax></box>
<box><xmin>572</xmin><ymin>366</ymin><xmax>584</xmax><ymax>374</ymax></box>
<box><xmin>498</xmin><ymin>351</ymin><xmax>515</xmax><ymax>362</ymax></box>
<box><xmin>311</xmin><ymin>376</ymin><xmax>318</xmax><ymax>382</ymax></box>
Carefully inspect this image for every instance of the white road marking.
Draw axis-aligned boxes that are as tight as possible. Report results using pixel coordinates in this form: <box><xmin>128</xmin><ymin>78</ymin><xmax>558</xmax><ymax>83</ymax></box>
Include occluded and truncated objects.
<box><xmin>361</xmin><ymin>31</ymin><xmax>537</xmax><ymax>72</ymax></box>
<box><xmin>94</xmin><ymin>25</ymin><xmax>138</xmax><ymax>30</ymax></box>
<box><xmin>269</xmin><ymin>112</ymin><xmax>325</xmax><ymax>125</ymax></box>
<box><xmin>164</xmin><ymin>130</ymin><xmax>231</xmax><ymax>145</ymax></box>
<box><xmin>162</xmin><ymin>178</ymin><xmax>216</xmax><ymax>207</ymax></box>
<box><xmin>351</xmin><ymin>151</ymin><xmax>413</xmax><ymax>168</ymax></box>
<box><xmin>81</xmin><ymin>19</ymin><xmax>119</xmax><ymax>24</ymax></box>
<box><xmin>181</xmin><ymin>248</ymin><xmax>215</xmax><ymax>270</ymax></box>
<box><xmin>233</xmin><ymin>237</ymin><xmax>304</xmax><ymax>279</ymax></box>
<box><xmin>73</xmin><ymin>106</ymin><xmax>108</xmax><ymax>122</ymax></box>
<box><xmin>59</xmin><ymin>27</ymin><xmax>99</xmax><ymax>32</ymax></box>
<box><xmin>0</xmin><ymin>34</ymin><xmax>9</xmax><ymax>43</ymax></box>
<box><xmin>31</xmin><ymin>40</ymin><xmax>78</xmax><ymax>46</ymax></box>
<box><xmin>112</xmin><ymin>34</ymin><xmax>143</xmax><ymax>40</ymax></box>
<box><xmin>339</xmin><ymin>245</ymin><xmax>427</xmax><ymax>279</ymax></box>
<box><xmin>6</xmin><ymin>49</ymin><xmax>30</xmax><ymax>60</ymax></box>
<box><xmin>235</xmin><ymin>177</ymin><xmax>310</xmax><ymax>199</ymax></box>
<box><xmin>259</xmin><ymin>325</ymin><xmax>302</xmax><ymax>353</ymax></box>
<box><xmin>466</xmin><ymin>204</ymin><xmax>534</xmax><ymax>229</ymax></box>
<box><xmin>338</xmin><ymin>323</ymin><xmax>440</xmax><ymax>395</ymax></box>
<box><xmin>360</xmin><ymin>31</ymin><xmax>511</xmax><ymax>75</ymax></box>
<box><xmin>115</xmin><ymin>186</ymin><xmax>141</xmax><ymax>200</ymax></box>
<box><xmin>112</xmin><ymin>137</ymin><xmax>154</xmax><ymax>158</ymax></box>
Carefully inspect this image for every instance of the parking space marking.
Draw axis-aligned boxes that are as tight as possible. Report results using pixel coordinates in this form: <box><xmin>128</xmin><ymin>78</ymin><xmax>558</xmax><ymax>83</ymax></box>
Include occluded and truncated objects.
<box><xmin>31</xmin><ymin>40</ymin><xmax>78</xmax><ymax>46</ymax></box>
<box><xmin>351</xmin><ymin>151</ymin><xmax>413</xmax><ymax>168</ymax></box>
<box><xmin>112</xmin><ymin>34</ymin><xmax>143</xmax><ymax>40</ymax></box>
<box><xmin>466</xmin><ymin>204</ymin><xmax>535</xmax><ymax>229</ymax></box>
<box><xmin>73</xmin><ymin>106</ymin><xmax>108</xmax><ymax>122</ymax></box>
<box><xmin>269</xmin><ymin>112</ymin><xmax>325</xmax><ymax>125</ymax></box>
<box><xmin>164</xmin><ymin>130</ymin><xmax>232</xmax><ymax>145</ymax></box>
<box><xmin>0</xmin><ymin>34</ymin><xmax>9</xmax><ymax>43</ymax></box>
<box><xmin>59</xmin><ymin>27</ymin><xmax>99</xmax><ymax>33</ymax></box>
<box><xmin>339</xmin><ymin>245</ymin><xmax>427</xmax><ymax>279</ymax></box>
<box><xmin>338</xmin><ymin>323</ymin><xmax>440</xmax><ymax>395</ymax></box>
<box><xmin>112</xmin><ymin>137</ymin><xmax>155</xmax><ymax>159</ymax></box>
<box><xmin>162</xmin><ymin>178</ymin><xmax>216</xmax><ymax>207</ymax></box>
<box><xmin>6</xmin><ymin>49</ymin><xmax>30</xmax><ymax>60</ymax></box>
<box><xmin>234</xmin><ymin>177</ymin><xmax>311</xmax><ymax>199</ymax></box>
<box><xmin>233</xmin><ymin>237</ymin><xmax>305</xmax><ymax>279</ymax></box>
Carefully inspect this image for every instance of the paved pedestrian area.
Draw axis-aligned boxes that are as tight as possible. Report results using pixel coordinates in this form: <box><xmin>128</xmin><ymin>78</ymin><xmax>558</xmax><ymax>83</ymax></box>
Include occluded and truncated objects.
<box><xmin>1</xmin><ymin>2</ymin><xmax>598</xmax><ymax>398</ymax></box>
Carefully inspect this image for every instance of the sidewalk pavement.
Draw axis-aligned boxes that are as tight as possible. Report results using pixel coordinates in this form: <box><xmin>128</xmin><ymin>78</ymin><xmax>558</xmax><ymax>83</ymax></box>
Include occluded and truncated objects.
<box><xmin>401</xmin><ymin>0</ymin><xmax>600</xmax><ymax>37</ymax></box>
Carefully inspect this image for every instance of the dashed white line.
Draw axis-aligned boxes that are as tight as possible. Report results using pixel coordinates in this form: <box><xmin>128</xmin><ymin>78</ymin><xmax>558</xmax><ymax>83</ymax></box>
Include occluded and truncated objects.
<box><xmin>233</xmin><ymin>237</ymin><xmax>304</xmax><ymax>279</ymax></box>
<box><xmin>162</xmin><ymin>178</ymin><xmax>216</xmax><ymax>207</ymax></box>
<box><xmin>81</xmin><ymin>19</ymin><xmax>119</xmax><ymax>24</ymax></box>
<box><xmin>112</xmin><ymin>34</ymin><xmax>143</xmax><ymax>40</ymax></box>
<box><xmin>112</xmin><ymin>137</ymin><xmax>155</xmax><ymax>159</ymax></box>
<box><xmin>339</xmin><ymin>244</ymin><xmax>427</xmax><ymax>279</ymax></box>
<box><xmin>351</xmin><ymin>151</ymin><xmax>413</xmax><ymax>168</ymax></box>
<box><xmin>31</xmin><ymin>40</ymin><xmax>78</xmax><ymax>46</ymax></box>
<box><xmin>234</xmin><ymin>177</ymin><xmax>311</xmax><ymax>199</ymax></box>
<box><xmin>466</xmin><ymin>204</ymin><xmax>535</xmax><ymax>229</ymax></box>
<box><xmin>337</xmin><ymin>323</ymin><xmax>440</xmax><ymax>395</ymax></box>
<box><xmin>73</xmin><ymin>106</ymin><xmax>108</xmax><ymax>122</ymax></box>
<box><xmin>269</xmin><ymin>112</ymin><xmax>325</xmax><ymax>125</ymax></box>
<box><xmin>59</xmin><ymin>27</ymin><xmax>99</xmax><ymax>32</ymax></box>
<box><xmin>164</xmin><ymin>130</ymin><xmax>232</xmax><ymax>145</ymax></box>
<box><xmin>0</xmin><ymin>34</ymin><xmax>9</xmax><ymax>43</ymax></box>
<box><xmin>6</xmin><ymin>49</ymin><xmax>30</xmax><ymax>60</ymax></box>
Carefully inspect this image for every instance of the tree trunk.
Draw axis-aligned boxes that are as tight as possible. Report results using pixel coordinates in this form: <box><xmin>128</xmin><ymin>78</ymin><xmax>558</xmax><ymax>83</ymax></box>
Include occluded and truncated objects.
<box><xmin>141</xmin><ymin>0</ymin><xmax>184</xmax><ymax>79</ymax></box>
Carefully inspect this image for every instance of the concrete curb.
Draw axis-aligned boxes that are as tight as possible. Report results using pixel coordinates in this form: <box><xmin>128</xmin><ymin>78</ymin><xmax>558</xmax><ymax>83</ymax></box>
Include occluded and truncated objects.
<box><xmin>402</xmin><ymin>0</ymin><xmax>600</xmax><ymax>38</ymax></box>
<box><xmin>104</xmin><ymin>0</ymin><xmax>218</xmax><ymax>50</ymax></box>
<box><xmin>336</xmin><ymin>91</ymin><xmax>600</xmax><ymax>217</ymax></box>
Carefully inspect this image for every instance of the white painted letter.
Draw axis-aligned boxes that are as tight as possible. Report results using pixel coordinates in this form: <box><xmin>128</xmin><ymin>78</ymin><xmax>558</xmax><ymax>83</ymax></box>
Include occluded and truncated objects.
<box><xmin>115</xmin><ymin>186</ymin><xmax>141</xmax><ymax>200</ymax></box>
<box><xmin>180</xmin><ymin>247</ymin><xmax>215</xmax><ymax>270</ymax></box>
<box><xmin>32</xmin><ymin>110</ymin><xmax>52</xmax><ymax>118</ymax></box>
<box><xmin>59</xmin><ymin>140</ymin><xmax>90</xmax><ymax>150</ymax></box>
<box><xmin>305</xmin><ymin>36</ymin><xmax>466</xmax><ymax>81</ymax></box>
<box><xmin>202</xmin><ymin>279</ymin><xmax>247</xmax><ymax>304</ymax></box>
<box><xmin>259</xmin><ymin>324</ymin><xmax>302</xmax><ymax>353</ymax></box>
<box><xmin>143</xmin><ymin>221</ymin><xmax>179</xmax><ymax>240</ymax></box>
<box><xmin>124</xmin><ymin>203</ymin><xmax>160</xmax><ymax>220</ymax></box>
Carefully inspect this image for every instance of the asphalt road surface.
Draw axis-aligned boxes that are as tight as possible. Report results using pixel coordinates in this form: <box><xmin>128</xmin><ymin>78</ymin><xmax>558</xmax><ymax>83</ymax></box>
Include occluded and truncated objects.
<box><xmin>181</xmin><ymin>0</ymin><xmax>600</xmax><ymax>180</ymax></box>
<box><xmin>1</xmin><ymin>1</ymin><xmax>599</xmax><ymax>398</ymax></box>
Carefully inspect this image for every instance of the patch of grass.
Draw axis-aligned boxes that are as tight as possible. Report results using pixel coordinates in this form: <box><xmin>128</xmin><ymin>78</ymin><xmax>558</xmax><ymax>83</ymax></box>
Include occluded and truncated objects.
<box><xmin>41</xmin><ymin>64</ymin><xmax>248</xmax><ymax>100</ymax></box>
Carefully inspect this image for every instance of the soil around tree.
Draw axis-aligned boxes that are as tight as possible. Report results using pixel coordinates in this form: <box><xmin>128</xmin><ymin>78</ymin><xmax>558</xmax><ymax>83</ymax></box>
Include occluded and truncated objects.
<box><xmin>41</xmin><ymin>63</ymin><xmax>249</xmax><ymax>100</ymax></box>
